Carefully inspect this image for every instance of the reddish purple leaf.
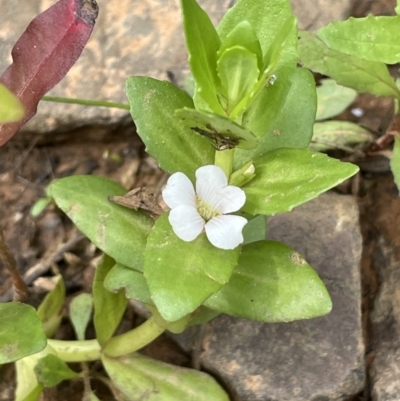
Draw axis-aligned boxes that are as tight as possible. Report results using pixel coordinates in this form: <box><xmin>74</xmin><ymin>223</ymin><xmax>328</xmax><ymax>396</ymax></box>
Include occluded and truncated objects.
<box><xmin>0</xmin><ymin>0</ymin><xmax>99</xmax><ymax>146</ymax></box>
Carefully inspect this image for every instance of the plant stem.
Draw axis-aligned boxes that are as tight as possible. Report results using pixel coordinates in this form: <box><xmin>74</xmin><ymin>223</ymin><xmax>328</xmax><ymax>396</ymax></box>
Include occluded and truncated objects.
<box><xmin>47</xmin><ymin>339</ymin><xmax>101</xmax><ymax>362</ymax></box>
<box><xmin>214</xmin><ymin>149</ymin><xmax>234</xmax><ymax>178</ymax></box>
<box><xmin>103</xmin><ymin>316</ymin><xmax>165</xmax><ymax>358</ymax></box>
<box><xmin>42</xmin><ymin>95</ymin><xmax>130</xmax><ymax>110</ymax></box>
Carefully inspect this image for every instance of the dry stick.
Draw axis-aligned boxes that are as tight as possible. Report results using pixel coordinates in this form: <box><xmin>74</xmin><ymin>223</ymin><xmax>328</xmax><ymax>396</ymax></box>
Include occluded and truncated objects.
<box><xmin>0</xmin><ymin>228</ymin><xmax>29</xmax><ymax>302</ymax></box>
<box><xmin>0</xmin><ymin>232</ymin><xmax>85</xmax><ymax>302</ymax></box>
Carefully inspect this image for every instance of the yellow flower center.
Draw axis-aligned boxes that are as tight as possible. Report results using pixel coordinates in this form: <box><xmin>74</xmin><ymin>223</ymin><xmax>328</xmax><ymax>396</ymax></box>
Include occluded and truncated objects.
<box><xmin>195</xmin><ymin>196</ymin><xmax>221</xmax><ymax>221</ymax></box>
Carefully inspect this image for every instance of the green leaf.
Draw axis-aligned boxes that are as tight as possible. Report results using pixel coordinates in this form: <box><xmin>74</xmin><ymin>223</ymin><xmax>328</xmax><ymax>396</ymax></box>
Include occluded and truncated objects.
<box><xmin>104</xmin><ymin>262</ymin><xmax>152</xmax><ymax>305</ymax></box>
<box><xmin>102</xmin><ymin>353</ymin><xmax>230</xmax><ymax>401</ymax></box>
<box><xmin>187</xmin><ymin>306</ymin><xmax>220</xmax><ymax>326</ymax></box>
<box><xmin>93</xmin><ymin>255</ymin><xmax>128</xmax><ymax>346</ymax></box>
<box><xmin>30</xmin><ymin>197</ymin><xmax>52</xmax><ymax>218</ymax></box>
<box><xmin>70</xmin><ymin>293</ymin><xmax>93</xmax><ymax>341</ymax></box>
<box><xmin>217</xmin><ymin>0</ymin><xmax>297</xmax><ymax>71</ymax></box>
<box><xmin>0</xmin><ymin>303</ymin><xmax>46</xmax><ymax>364</ymax></box>
<box><xmin>20</xmin><ymin>384</ymin><xmax>43</xmax><ymax>401</ymax></box>
<box><xmin>176</xmin><ymin>107</ymin><xmax>257</xmax><ymax>150</ymax></box>
<box><xmin>34</xmin><ymin>354</ymin><xmax>78</xmax><ymax>387</ymax></box>
<box><xmin>217</xmin><ymin>46</ymin><xmax>259</xmax><ymax>115</ymax></box>
<box><xmin>242</xmin><ymin>215</ymin><xmax>266</xmax><ymax>245</ymax></box>
<box><xmin>242</xmin><ymin>148</ymin><xmax>359</xmax><ymax>215</ymax></box>
<box><xmin>235</xmin><ymin>67</ymin><xmax>316</xmax><ymax>169</ymax></box>
<box><xmin>396</xmin><ymin>1</ymin><xmax>400</xmax><ymax>14</ymax></box>
<box><xmin>180</xmin><ymin>0</ymin><xmax>224</xmax><ymax>114</ymax></box>
<box><xmin>126</xmin><ymin>77</ymin><xmax>214</xmax><ymax>181</ymax></box>
<box><xmin>311</xmin><ymin>121</ymin><xmax>373</xmax><ymax>152</ymax></box>
<box><xmin>36</xmin><ymin>275</ymin><xmax>65</xmax><ymax>337</ymax></box>
<box><xmin>205</xmin><ymin>241</ymin><xmax>332</xmax><ymax>322</ymax></box>
<box><xmin>144</xmin><ymin>214</ymin><xmax>241</xmax><ymax>322</ymax></box>
<box><xmin>218</xmin><ymin>21</ymin><xmax>263</xmax><ymax>72</ymax></box>
<box><xmin>317</xmin><ymin>16</ymin><xmax>400</xmax><ymax>65</ymax></box>
<box><xmin>48</xmin><ymin>175</ymin><xmax>153</xmax><ymax>271</ymax></box>
<box><xmin>0</xmin><ymin>83</ymin><xmax>24</xmax><ymax>123</ymax></box>
<box><xmin>316</xmin><ymin>79</ymin><xmax>357</xmax><ymax>121</ymax></box>
<box><xmin>298</xmin><ymin>31</ymin><xmax>400</xmax><ymax>99</ymax></box>
<box><xmin>390</xmin><ymin>136</ymin><xmax>400</xmax><ymax>191</ymax></box>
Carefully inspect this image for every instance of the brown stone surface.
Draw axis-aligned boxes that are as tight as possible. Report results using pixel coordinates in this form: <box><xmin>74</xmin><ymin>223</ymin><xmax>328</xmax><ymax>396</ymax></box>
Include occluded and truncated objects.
<box><xmin>174</xmin><ymin>193</ymin><xmax>364</xmax><ymax>401</ymax></box>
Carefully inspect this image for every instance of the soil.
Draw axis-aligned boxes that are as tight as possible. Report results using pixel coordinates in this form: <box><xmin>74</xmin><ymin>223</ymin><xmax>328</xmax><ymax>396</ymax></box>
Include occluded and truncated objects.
<box><xmin>1</xmin><ymin>1</ymin><xmax>400</xmax><ymax>400</ymax></box>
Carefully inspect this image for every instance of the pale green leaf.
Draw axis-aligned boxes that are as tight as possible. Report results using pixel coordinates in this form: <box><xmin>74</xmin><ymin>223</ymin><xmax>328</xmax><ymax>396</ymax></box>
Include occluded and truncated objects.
<box><xmin>242</xmin><ymin>215</ymin><xmax>266</xmax><ymax>245</ymax></box>
<box><xmin>317</xmin><ymin>16</ymin><xmax>400</xmax><ymax>64</ymax></box>
<box><xmin>217</xmin><ymin>46</ymin><xmax>259</xmax><ymax>115</ymax></box>
<box><xmin>175</xmin><ymin>107</ymin><xmax>257</xmax><ymax>150</ymax></box>
<box><xmin>34</xmin><ymin>354</ymin><xmax>78</xmax><ymax>387</ymax></box>
<box><xmin>205</xmin><ymin>241</ymin><xmax>332</xmax><ymax>322</ymax></box>
<box><xmin>235</xmin><ymin>67</ymin><xmax>316</xmax><ymax>169</ymax></box>
<box><xmin>102</xmin><ymin>353</ymin><xmax>230</xmax><ymax>401</ymax></box>
<box><xmin>70</xmin><ymin>293</ymin><xmax>93</xmax><ymax>341</ymax></box>
<box><xmin>36</xmin><ymin>275</ymin><xmax>65</xmax><ymax>337</ymax></box>
<box><xmin>396</xmin><ymin>1</ymin><xmax>400</xmax><ymax>14</ymax></box>
<box><xmin>93</xmin><ymin>255</ymin><xmax>128</xmax><ymax>346</ymax></box>
<box><xmin>243</xmin><ymin>148</ymin><xmax>359</xmax><ymax>215</ymax></box>
<box><xmin>180</xmin><ymin>0</ymin><xmax>224</xmax><ymax>114</ymax></box>
<box><xmin>126</xmin><ymin>77</ymin><xmax>214</xmax><ymax>181</ymax></box>
<box><xmin>20</xmin><ymin>384</ymin><xmax>43</xmax><ymax>401</ymax></box>
<box><xmin>298</xmin><ymin>31</ymin><xmax>400</xmax><ymax>98</ymax></box>
<box><xmin>0</xmin><ymin>303</ymin><xmax>46</xmax><ymax>364</ymax></box>
<box><xmin>144</xmin><ymin>214</ymin><xmax>240</xmax><ymax>322</ymax></box>
<box><xmin>316</xmin><ymin>79</ymin><xmax>357</xmax><ymax>121</ymax></box>
<box><xmin>0</xmin><ymin>83</ymin><xmax>24</xmax><ymax>123</ymax></box>
<box><xmin>104</xmin><ymin>262</ymin><xmax>152</xmax><ymax>305</ymax></box>
<box><xmin>390</xmin><ymin>136</ymin><xmax>400</xmax><ymax>191</ymax></box>
<box><xmin>48</xmin><ymin>175</ymin><xmax>153</xmax><ymax>271</ymax></box>
<box><xmin>311</xmin><ymin>121</ymin><xmax>374</xmax><ymax>152</ymax></box>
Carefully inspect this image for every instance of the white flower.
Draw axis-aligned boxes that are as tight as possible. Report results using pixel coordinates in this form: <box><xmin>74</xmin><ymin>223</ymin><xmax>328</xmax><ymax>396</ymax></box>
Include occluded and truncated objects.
<box><xmin>162</xmin><ymin>165</ymin><xmax>247</xmax><ymax>250</ymax></box>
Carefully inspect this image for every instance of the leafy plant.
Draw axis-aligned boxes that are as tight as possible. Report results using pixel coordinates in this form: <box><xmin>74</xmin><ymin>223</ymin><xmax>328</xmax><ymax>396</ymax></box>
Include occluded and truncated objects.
<box><xmin>0</xmin><ymin>0</ymin><xmax>361</xmax><ymax>400</ymax></box>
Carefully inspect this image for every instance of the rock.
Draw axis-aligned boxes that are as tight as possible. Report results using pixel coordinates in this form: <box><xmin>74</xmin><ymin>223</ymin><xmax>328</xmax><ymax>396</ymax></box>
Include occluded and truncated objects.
<box><xmin>0</xmin><ymin>0</ymin><xmax>352</xmax><ymax>140</ymax></box>
<box><xmin>174</xmin><ymin>193</ymin><xmax>364</xmax><ymax>401</ymax></box>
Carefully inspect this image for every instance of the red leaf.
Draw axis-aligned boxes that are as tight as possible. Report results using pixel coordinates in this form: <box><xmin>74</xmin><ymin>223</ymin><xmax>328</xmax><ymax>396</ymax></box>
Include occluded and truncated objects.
<box><xmin>0</xmin><ymin>0</ymin><xmax>99</xmax><ymax>146</ymax></box>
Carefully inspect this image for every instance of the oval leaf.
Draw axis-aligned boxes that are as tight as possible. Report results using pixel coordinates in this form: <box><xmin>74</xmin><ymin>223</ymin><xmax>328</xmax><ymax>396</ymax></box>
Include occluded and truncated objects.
<box><xmin>48</xmin><ymin>175</ymin><xmax>153</xmax><ymax>271</ymax></box>
<box><xmin>126</xmin><ymin>77</ymin><xmax>214</xmax><ymax>182</ymax></box>
<box><xmin>0</xmin><ymin>0</ymin><xmax>98</xmax><ymax>146</ymax></box>
<box><xmin>70</xmin><ymin>293</ymin><xmax>93</xmax><ymax>341</ymax></box>
<box><xmin>243</xmin><ymin>148</ymin><xmax>359</xmax><ymax>215</ymax></box>
<box><xmin>93</xmin><ymin>255</ymin><xmax>128</xmax><ymax>346</ymax></box>
<box><xmin>0</xmin><ymin>303</ymin><xmax>46</xmax><ymax>364</ymax></box>
<box><xmin>205</xmin><ymin>241</ymin><xmax>332</xmax><ymax>322</ymax></box>
<box><xmin>317</xmin><ymin>16</ymin><xmax>400</xmax><ymax>65</ymax></box>
<box><xmin>102</xmin><ymin>353</ymin><xmax>229</xmax><ymax>401</ymax></box>
<box><xmin>144</xmin><ymin>214</ymin><xmax>241</xmax><ymax>322</ymax></box>
<box><xmin>34</xmin><ymin>354</ymin><xmax>78</xmax><ymax>387</ymax></box>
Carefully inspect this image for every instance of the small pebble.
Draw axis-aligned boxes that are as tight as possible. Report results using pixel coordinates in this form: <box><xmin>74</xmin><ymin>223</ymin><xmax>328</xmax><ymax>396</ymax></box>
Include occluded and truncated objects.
<box><xmin>351</xmin><ymin>108</ymin><xmax>364</xmax><ymax>117</ymax></box>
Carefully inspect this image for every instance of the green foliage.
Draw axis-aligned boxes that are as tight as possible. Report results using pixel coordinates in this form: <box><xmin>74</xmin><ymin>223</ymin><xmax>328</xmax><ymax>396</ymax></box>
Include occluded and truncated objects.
<box><xmin>0</xmin><ymin>83</ymin><xmax>24</xmax><ymax>123</ymax></box>
<box><xmin>298</xmin><ymin>31</ymin><xmax>400</xmax><ymax>99</ymax></box>
<box><xmin>391</xmin><ymin>136</ymin><xmax>400</xmax><ymax>190</ymax></box>
<box><xmin>102</xmin><ymin>353</ymin><xmax>230</xmax><ymax>401</ymax></box>
<box><xmin>205</xmin><ymin>241</ymin><xmax>332</xmax><ymax>321</ymax></box>
<box><xmin>93</xmin><ymin>255</ymin><xmax>128</xmax><ymax>346</ymax></box>
<box><xmin>144</xmin><ymin>214</ymin><xmax>240</xmax><ymax>322</ymax></box>
<box><xmin>317</xmin><ymin>16</ymin><xmax>400</xmax><ymax>64</ymax></box>
<box><xmin>70</xmin><ymin>293</ymin><xmax>93</xmax><ymax>341</ymax></box>
<box><xmin>242</xmin><ymin>215</ymin><xmax>266</xmax><ymax>245</ymax></box>
<box><xmin>48</xmin><ymin>175</ymin><xmax>153</xmax><ymax>271</ymax></box>
<box><xmin>0</xmin><ymin>303</ymin><xmax>46</xmax><ymax>364</ymax></box>
<box><xmin>243</xmin><ymin>148</ymin><xmax>359</xmax><ymax>215</ymax></box>
<box><xmin>34</xmin><ymin>354</ymin><xmax>78</xmax><ymax>387</ymax></box>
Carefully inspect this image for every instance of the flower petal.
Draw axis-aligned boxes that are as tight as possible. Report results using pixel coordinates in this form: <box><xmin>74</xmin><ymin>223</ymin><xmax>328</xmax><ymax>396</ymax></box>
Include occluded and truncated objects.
<box><xmin>162</xmin><ymin>172</ymin><xmax>195</xmax><ymax>209</ymax></box>
<box><xmin>196</xmin><ymin>165</ymin><xmax>228</xmax><ymax>210</ymax></box>
<box><xmin>169</xmin><ymin>205</ymin><xmax>205</xmax><ymax>242</ymax></box>
<box><xmin>219</xmin><ymin>186</ymin><xmax>246</xmax><ymax>214</ymax></box>
<box><xmin>205</xmin><ymin>215</ymin><xmax>247</xmax><ymax>250</ymax></box>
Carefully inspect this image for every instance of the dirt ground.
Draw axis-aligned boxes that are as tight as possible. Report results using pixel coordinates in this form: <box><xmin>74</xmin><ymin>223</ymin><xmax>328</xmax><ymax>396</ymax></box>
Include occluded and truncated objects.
<box><xmin>1</xmin><ymin>1</ymin><xmax>400</xmax><ymax>400</ymax></box>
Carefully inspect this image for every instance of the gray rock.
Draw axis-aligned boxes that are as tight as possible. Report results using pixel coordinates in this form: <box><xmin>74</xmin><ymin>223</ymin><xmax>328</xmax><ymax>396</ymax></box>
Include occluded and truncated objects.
<box><xmin>1</xmin><ymin>0</ymin><xmax>352</xmax><ymax>139</ymax></box>
<box><xmin>370</xmin><ymin>238</ymin><xmax>400</xmax><ymax>401</ymax></box>
<box><xmin>175</xmin><ymin>193</ymin><xmax>364</xmax><ymax>401</ymax></box>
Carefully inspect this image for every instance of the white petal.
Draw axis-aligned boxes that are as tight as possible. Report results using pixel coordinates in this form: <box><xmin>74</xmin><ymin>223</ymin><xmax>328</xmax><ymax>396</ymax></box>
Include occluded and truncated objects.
<box><xmin>162</xmin><ymin>172</ymin><xmax>195</xmax><ymax>209</ymax></box>
<box><xmin>218</xmin><ymin>186</ymin><xmax>246</xmax><ymax>214</ymax></box>
<box><xmin>169</xmin><ymin>205</ymin><xmax>205</xmax><ymax>242</ymax></box>
<box><xmin>205</xmin><ymin>215</ymin><xmax>247</xmax><ymax>250</ymax></box>
<box><xmin>196</xmin><ymin>165</ymin><xmax>228</xmax><ymax>210</ymax></box>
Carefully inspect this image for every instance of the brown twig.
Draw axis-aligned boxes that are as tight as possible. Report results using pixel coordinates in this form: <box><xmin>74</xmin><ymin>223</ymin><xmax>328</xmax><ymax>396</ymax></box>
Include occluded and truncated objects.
<box><xmin>0</xmin><ymin>228</ymin><xmax>29</xmax><ymax>302</ymax></box>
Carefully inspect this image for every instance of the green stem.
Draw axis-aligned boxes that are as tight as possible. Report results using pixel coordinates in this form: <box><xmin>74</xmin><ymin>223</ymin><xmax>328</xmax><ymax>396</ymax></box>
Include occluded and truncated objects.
<box><xmin>47</xmin><ymin>339</ymin><xmax>101</xmax><ymax>362</ymax></box>
<box><xmin>214</xmin><ymin>149</ymin><xmax>234</xmax><ymax>178</ymax></box>
<box><xmin>42</xmin><ymin>95</ymin><xmax>130</xmax><ymax>110</ymax></box>
<box><xmin>103</xmin><ymin>316</ymin><xmax>165</xmax><ymax>358</ymax></box>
